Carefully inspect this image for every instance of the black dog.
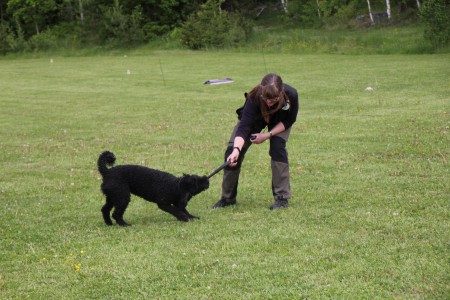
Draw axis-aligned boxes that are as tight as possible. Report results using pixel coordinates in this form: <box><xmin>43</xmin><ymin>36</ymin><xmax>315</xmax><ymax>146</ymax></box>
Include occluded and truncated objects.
<box><xmin>97</xmin><ymin>151</ymin><xmax>209</xmax><ymax>226</ymax></box>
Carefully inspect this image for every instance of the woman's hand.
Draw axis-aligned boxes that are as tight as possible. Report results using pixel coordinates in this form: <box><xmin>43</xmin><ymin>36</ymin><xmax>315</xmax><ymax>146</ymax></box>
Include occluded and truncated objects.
<box><xmin>228</xmin><ymin>136</ymin><xmax>245</xmax><ymax>167</ymax></box>
<box><xmin>250</xmin><ymin>132</ymin><xmax>271</xmax><ymax>144</ymax></box>
<box><xmin>227</xmin><ymin>148</ymin><xmax>240</xmax><ymax>167</ymax></box>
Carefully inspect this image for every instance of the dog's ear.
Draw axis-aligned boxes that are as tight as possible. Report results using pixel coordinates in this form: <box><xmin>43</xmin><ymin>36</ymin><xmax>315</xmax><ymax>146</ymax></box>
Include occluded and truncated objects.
<box><xmin>179</xmin><ymin>174</ymin><xmax>195</xmax><ymax>192</ymax></box>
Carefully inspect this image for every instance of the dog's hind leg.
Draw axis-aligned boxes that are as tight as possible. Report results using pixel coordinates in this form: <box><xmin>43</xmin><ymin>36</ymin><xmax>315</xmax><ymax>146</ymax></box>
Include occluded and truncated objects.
<box><xmin>101</xmin><ymin>198</ymin><xmax>114</xmax><ymax>226</ymax></box>
<box><xmin>157</xmin><ymin>203</ymin><xmax>190</xmax><ymax>222</ymax></box>
<box><xmin>112</xmin><ymin>201</ymin><xmax>131</xmax><ymax>226</ymax></box>
<box><xmin>110</xmin><ymin>191</ymin><xmax>132</xmax><ymax>226</ymax></box>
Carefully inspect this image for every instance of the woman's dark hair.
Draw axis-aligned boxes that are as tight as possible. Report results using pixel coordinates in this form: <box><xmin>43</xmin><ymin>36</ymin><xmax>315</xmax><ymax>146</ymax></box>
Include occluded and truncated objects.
<box><xmin>248</xmin><ymin>73</ymin><xmax>288</xmax><ymax>123</ymax></box>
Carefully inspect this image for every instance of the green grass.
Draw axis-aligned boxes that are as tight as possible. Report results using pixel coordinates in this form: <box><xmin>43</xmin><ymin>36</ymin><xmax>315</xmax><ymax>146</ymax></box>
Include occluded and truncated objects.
<box><xmin>246</xmin><ymin>25</ymin><xmax>438</xmax><ymax>54</ymax></box>
<box><xmin>0</xmin><ymin>51</ymin><xmax>449</xmax><ymax>299</ymax></box>
<box><xmin>7</xmin><ymin>24</ymin><xmax>446</xmax><ymax>57</ymax></box>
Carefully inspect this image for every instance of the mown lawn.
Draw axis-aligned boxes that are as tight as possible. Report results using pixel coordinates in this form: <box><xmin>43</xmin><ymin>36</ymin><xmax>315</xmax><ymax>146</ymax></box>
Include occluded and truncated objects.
<box><xmin>0</xmin><ymin>51</ymin><xmax>448</xmax><ymax>299</ymax></box>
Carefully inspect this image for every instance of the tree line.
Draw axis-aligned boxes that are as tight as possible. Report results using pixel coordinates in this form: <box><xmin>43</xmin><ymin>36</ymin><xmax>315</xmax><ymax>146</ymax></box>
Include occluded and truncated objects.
<box><xmin>0</xmin><ymin>0</ymin><xmax>447</xmax><ymax>54</ymax></box>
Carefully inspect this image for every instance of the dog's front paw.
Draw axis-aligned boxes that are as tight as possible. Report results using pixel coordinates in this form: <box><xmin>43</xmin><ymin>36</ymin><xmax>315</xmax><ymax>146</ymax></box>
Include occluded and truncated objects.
<box><xmin>118</xmin><ymin>221</ymin><xmax>132</xmax><ymax>227</ymax></box>
<box><xmin>177</xmin><ymin>215</ymin><xmax>190</xmax><ymax>222</ymax></box>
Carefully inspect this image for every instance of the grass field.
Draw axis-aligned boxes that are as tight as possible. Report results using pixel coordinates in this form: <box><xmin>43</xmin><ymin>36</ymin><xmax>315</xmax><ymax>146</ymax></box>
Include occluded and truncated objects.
<box><xmin>0</xmin><ymin>50</ymin><xmax>449</xmax><ymax>299</ymax></box>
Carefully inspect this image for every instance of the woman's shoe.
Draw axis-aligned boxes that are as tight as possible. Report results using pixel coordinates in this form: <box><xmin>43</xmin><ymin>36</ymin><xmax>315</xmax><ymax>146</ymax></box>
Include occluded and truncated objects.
<box><xmin>270</xmin><ymin>199</ymin><xmax>288</xmax><ymax>210</ymax></box>
<box><xmin>212</xmin><ymin>198</ymin><xmax>237</xmax><ymax>208</ymax></box>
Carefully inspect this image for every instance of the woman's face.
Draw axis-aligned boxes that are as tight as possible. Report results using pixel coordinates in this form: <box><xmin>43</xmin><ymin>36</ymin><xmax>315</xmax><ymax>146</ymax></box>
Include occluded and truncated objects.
<box><xmin>264</xmin><ymin>95</ymin><xmax>280</xmax><ymax>108</ymax></box>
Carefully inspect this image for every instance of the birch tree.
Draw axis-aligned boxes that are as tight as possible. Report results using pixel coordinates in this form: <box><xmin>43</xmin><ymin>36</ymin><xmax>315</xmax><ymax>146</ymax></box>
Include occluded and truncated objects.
<box><xmin>386</xmin><ymin>0</ymin><xmax>391</xmax><ymax>19</ymax></box>
<box><xmin>316</xmin><ymin>0</ymin><xmax>321</xmax><ymax>18</ymax></box>
<box><xmin>61</xmin><ymin>0</ymin><xmax>92</xmax><ymax>23</ymax></box>
<box><xmin>280</xmin><ymin>0</ymin><xmax>288</xmax><ymax>13</ymax></box>
<box><xmin>366</xmin><ymin>0</ymin><xmax>374</xmax><ymax>24</ymax></box>
<box><xmin>78</xmin><ymin>0</ymin><xmax>84</xmax><ymax>22</ymax></box>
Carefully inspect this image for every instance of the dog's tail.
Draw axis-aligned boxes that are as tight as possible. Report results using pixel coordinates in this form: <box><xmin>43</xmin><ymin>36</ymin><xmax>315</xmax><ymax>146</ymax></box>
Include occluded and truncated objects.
<box><xmin>98</xmin><ymin>151</ymin><xmax>116</xmax><ymax>177</ymax></box>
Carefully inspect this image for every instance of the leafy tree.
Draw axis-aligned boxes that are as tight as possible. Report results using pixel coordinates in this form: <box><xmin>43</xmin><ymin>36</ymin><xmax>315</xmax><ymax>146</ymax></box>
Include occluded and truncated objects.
<box><xmin>116</xmin><ymin>0</ymin><xmax>203</xmax><ymax>28</ymax></box>
<box><xmin>7</xmin><ymin>0</ymin><xmax>57</xmax><ymax>36</ymax></box>
<box><xmin>419</xmin><ymin>0</ymin><xmax>449</xmax><ymax>48</ymax></box>
<box><xmin>97</xmin><ymin>0</ymin><xmax>147</xmax><ymax>46</ymax></box>
<box><xmin>180</xmin><ymin>0</ymin><xmax>252</xmax><ymax>49</ymax></box>
<box><xmin>59</xmin><ymin>0</ymin><xmax>95</xmax><ymax>23</ymax></box>
<box><xmin>1</xmin><ymin>0</ymin><xmax>8</xmax><ymax>21</ymax></box>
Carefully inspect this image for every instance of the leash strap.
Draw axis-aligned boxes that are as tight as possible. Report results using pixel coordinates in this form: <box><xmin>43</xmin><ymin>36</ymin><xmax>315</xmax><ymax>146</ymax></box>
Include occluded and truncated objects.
<box><xmin>207</xmin><ymin>161</ymin><xmax>231</xmax><ymax>179</ymax></box>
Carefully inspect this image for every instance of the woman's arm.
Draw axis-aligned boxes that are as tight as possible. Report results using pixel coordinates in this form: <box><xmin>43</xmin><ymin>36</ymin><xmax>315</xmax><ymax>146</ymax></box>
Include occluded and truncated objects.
<box><xmin>250</xmin><ymin>122</ymin><xmax>286</xmax><ymax>144</ymax></box>
<box><xmin>228</xmin><ymin>136</ymin><xmax>245</xmax><ymax>166</ymax></box>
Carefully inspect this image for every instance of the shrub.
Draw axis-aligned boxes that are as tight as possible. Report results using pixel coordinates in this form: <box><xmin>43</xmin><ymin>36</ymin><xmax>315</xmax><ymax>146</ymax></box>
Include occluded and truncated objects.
<box><xmin>0</xmin><ymin>23</ymin><xmax>14</xmax><ymax>54</ymax></box>
<box><xmin>287</xmin><ymin>1</ymin><xmax>323</xmax><ymax>27</ymax></box>
<box><xmin>180</xmin><ymin>0</ymin><xmax>253</xmax><ymax>50</ymax></box>
<box><xmin>28</xmin><ymin>30</ymin><xmax>58</xmax><ymax>51</ymax></box>
<box><xmin>142</xmin><ymin>22</ymin><xmax>170</xmax><ymax>40</ymax></box>
<box><xmin>420</xmin><ymin>0</ymin><xmax>449</xmax><ymax>48</ymax></box>
<box><xmin>0</xmin><ymin>20</ymin><xmax>28</xmax><ymax>54</ymax></box>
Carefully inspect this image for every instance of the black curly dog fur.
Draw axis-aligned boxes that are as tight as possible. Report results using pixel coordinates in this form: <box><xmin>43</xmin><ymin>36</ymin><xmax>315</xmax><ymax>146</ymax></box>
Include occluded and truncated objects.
<box><xmin>98</xmin><ymin>151</ymin><xmax>209</xmax><ymax>226</ymax></box>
